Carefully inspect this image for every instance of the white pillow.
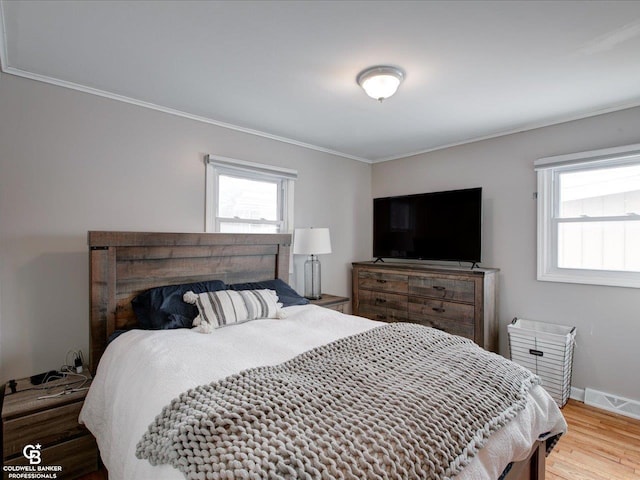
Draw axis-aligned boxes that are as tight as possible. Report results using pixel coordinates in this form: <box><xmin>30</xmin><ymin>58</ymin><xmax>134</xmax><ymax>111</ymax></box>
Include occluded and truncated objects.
<box><xmin>183</xmin><ymin>289</ymin><xmax>283</xmax><ymax>333</ymax></box>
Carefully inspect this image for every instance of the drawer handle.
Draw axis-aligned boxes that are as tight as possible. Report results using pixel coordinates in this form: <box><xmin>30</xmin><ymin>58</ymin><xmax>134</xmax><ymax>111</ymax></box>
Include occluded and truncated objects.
<box><xmin>529</xmin><ymin>349</ymin><xmax>544</xmax><ymax>357</ymax></box>
<box><xmin>433</xmin><ymin>286</ymin><xmax>446</xmax><ymax>291</ymax></box>
<box><xmin>432</xmin><ymin>307</ymin><xmax>446</xmax><ymax>313</ymax></box>
<box><xmin>375</xmin><ymin>298</ymin><xmax>387</xmax><ymax>304</ymax></box>
<box><xmin>376</xmin><ymin>279</ymin><xmax>387</xmax><ymax>284</ymax></box>
<box><xmin>376</xmin><ymin>314</ymin><xmax>387</xmax><ymax>320</ymax></box>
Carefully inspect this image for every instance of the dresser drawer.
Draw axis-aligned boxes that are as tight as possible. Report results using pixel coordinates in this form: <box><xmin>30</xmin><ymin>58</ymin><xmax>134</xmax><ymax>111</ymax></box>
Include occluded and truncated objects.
<box><xmin>408</xmin><ymin>297</ymin><xmax>475</xmax><ymax>340</ymax></box>
<box><xmin>411</xmin><ymin>315</ymin><xmax>475</xmax><ymax>341</ymax></box>
<box><xmin>408</xmin><ymin>275</ymin><xmax>475</xmax><ymax>303</ymax></box>
<box><xmin>3</xmin><ymin>401</ymin><xmax>86</xmax><ymax>458</ymax></box>
<box><xmin>358</xmin><ymin>290</ymin><xmax>408</xmax><ymax>323</ymax></box>
<box><xmin>358</xmin><ymin>271</ymin><xmax>408</xmax><ymax>294</ymax></box>
<box><xmin>408</xmin><ymin>297</ymin><xmax>474</xmax><ymax>323</ymax></box>
<box><xmin>4</xmin><ymin>434</ymin><xmax>98</xmax><ymax>479</ymax></box>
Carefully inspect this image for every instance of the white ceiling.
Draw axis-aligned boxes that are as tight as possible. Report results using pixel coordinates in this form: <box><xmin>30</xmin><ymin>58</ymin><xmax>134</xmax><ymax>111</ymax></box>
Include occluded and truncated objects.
<box><xmin>1</xmin><ymin>1</ymin><xmax>640</xmax><ymax>163</ymax></box>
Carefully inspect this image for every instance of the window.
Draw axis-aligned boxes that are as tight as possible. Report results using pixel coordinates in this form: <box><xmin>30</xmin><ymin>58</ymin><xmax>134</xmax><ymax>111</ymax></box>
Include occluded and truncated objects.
<box><xmin>205</xmin><ymin>155</ymin><xmax>296</xmax><ymax>233</ymax></box>
<box><xmin>536</xmin><ymin>143</ymin><xmax>640</xmax><ymax>288</ymax></box>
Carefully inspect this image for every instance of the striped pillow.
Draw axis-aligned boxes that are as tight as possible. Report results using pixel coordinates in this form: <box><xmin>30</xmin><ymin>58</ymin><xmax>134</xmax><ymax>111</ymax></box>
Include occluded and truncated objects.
<box><xmin>183</xmin><ymin>289</ymin><xmax>282</xmax><ymax>333</ymax></box>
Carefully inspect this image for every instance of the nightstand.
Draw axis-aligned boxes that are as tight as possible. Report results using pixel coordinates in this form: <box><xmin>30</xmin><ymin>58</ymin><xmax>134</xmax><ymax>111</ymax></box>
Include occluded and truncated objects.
<box><xmin>1</xmin><ymin>374</ymin><xmax>98</xmax><ymax>479</ymax></box>
<box><xmin>309</xmin><ymin>293</ymin><xmax>350</xmax><ymax>312</ymax></box>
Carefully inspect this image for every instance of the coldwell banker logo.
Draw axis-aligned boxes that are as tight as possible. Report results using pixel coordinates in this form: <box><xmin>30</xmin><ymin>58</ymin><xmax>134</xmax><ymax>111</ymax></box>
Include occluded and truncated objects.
<box><xmin>23</xmin><ymin>444</ymin><xmax>42</xmax><ymax>464</ymax></box>
<box><xmin>2</xmin><ymin>443</ymin><xmax>63</xmax><ymax>478</ymax></box>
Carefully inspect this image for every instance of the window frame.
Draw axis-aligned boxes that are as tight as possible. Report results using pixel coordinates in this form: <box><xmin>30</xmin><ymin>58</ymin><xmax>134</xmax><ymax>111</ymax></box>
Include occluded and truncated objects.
<box><xmin>205</xmin><ymin>154</ymin><xmax>296</xmax><ymax>234</ymax></box>
<box><xmin>536</xmin><ymin>143</ymin><xmax>640</xmax><ymax>288</ymax></box>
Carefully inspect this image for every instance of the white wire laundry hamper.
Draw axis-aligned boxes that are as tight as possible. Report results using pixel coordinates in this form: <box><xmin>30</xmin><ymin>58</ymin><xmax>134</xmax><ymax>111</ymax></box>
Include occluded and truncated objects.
<box><xmin>508</xmin><ymin>318</ymin><xmax>576</xmax><ymax>407</ymax></box>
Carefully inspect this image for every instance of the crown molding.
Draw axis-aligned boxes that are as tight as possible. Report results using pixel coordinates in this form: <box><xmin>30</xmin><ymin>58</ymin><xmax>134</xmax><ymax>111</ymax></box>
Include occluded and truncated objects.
<box><xmin>0</xmin><ymin>1</ymin><xmax>371</xmax><ymax>165</ymax></box>
<box><xmin>2</xmin><ymin>0</ymin><xmax>639</xmax><ymax>166</ymax></box>
<box><xmin>2</xmin><ymin>65</ymin><xmax>373</xmax><ymax>164</ymax></box>
<box><xmin>371</xmin><ymin>99</ymin><xmax>640</xmax><ymax>163</ymax></box>
<box><xmin>3</xmin><ymin>51</ymin><xmax>639</xmax><ymax>166</ymax></box>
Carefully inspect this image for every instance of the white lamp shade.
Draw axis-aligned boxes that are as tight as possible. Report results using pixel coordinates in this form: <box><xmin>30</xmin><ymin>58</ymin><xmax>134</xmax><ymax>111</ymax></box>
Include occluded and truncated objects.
<box><xmin>293</xmin><ymin>228</ymin><xmax>332</xmax><ymax>255</ymax></box>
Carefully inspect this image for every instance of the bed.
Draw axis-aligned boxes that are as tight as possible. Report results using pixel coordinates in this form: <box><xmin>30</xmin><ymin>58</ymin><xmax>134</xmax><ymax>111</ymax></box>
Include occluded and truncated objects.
<box><xmin>81</xmin><ymin>231</ymin><xmax>566</xmax><ymax>480</ymax></box>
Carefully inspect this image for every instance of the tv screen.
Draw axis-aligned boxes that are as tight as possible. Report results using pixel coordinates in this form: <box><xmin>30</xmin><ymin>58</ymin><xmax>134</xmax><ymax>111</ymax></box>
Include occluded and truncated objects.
<box><xmin>373</xmin><ymin>187</ymin><xmax>482</xmax><ymax>263</ymax></box>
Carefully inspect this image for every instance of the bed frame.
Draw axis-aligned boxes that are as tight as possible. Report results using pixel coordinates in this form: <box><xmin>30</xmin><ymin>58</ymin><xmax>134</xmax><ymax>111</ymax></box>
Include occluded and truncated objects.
<box><xmin>87</xmin><ymin>230</ymin><xmax>546</xmax><ymax>480</ymax></box>
<box><xmin>88</xmin><ymin>231</ymin><xmax>291</xmax><ymax>374</ymax></box>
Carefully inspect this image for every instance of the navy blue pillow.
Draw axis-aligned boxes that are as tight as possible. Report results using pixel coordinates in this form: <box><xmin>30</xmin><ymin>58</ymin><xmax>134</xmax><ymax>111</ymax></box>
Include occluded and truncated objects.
<box><xmin>229</xmin><ymin>279</ymin><xmax>309</xmax><ymax>307</ymax></box>
<box><xmin>131</xmin><ymin>280</ymin><xmax>227</xmax><ymax>330</ymax></box>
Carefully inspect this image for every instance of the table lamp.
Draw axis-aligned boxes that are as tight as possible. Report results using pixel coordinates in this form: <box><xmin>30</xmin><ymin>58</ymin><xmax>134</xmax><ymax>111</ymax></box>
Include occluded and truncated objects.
<box><xmin>293</xmin><ymin>228</ymin><xmax>332</xmax><ymax>299</ymax></box>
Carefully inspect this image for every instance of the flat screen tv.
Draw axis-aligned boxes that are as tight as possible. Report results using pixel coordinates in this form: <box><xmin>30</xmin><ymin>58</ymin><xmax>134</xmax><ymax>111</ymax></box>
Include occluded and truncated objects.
<box><xmin>373</xmin><ymin>187</ymin><xmax>482</xmax><ymax>263</ymax></box>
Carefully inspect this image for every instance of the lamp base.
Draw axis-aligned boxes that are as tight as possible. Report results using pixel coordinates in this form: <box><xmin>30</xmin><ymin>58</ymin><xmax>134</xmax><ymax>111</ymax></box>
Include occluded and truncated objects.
<box><xmin>304</xmin><ymin>255</ymin><xmax>322</xmax><ymax>300</ymax></box>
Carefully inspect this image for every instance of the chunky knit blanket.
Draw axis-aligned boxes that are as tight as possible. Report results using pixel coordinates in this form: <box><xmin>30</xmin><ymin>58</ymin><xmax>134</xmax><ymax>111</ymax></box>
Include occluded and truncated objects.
<box><xmin>136</xmin><ymin>323</ymin><xmax>540</xmax><ymax>480</ymax></box>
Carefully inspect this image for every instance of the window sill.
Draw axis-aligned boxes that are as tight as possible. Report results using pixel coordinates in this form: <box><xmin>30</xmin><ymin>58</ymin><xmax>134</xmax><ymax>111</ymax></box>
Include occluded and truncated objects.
<box><xmin>537</xmin><ymin>268</ymin><xmax>640</xmax><ymax>289</ymax></box>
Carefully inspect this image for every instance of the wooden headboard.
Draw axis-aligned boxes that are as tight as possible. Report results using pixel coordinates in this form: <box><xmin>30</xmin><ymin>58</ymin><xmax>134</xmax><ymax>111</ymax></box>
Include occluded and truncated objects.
<box><xmin>88</xmin><ymin>231</ymin><xmax>291</xmax><ymax>374</ymax></box>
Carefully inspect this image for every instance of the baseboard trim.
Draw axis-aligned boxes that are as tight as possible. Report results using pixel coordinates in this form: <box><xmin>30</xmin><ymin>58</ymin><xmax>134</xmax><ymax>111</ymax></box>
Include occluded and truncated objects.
<box><xmin>582</xmin><ymin>388</ymin><xmax>640</xmax><ymax>420</ymax></box>
<box><xmin>571</xmin><ymin>385</ymin><xmax>640</xmax><ymax>420</ymax></box>
<box><xmin>570</xmin><ymin>386</ymin><xmax>585</xmax><ymax>402</ymax></box>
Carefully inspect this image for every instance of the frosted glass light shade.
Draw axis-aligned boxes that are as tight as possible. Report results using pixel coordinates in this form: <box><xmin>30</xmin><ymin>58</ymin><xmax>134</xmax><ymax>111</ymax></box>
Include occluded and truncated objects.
<box><xmin>357</xmin><ymin>66</ymin><xmax>405</xmax><ymax>101</ymax></box>
<box><xmin>293</xmin><ymin>228</ymin><xmax>332</xmax><ymax>255</ymax></box>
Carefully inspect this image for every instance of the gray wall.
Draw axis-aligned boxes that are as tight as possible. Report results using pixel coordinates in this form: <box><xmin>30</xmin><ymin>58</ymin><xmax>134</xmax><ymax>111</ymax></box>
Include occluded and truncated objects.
<box><xmin>0</xmin><ymin>72</ymin><xmax>372</xmax><ymax>381</ymax></box>
<box><xmin>372</xmin><ymin>107</ymin><xmax>640</xmax><ymax>402</ymax></box>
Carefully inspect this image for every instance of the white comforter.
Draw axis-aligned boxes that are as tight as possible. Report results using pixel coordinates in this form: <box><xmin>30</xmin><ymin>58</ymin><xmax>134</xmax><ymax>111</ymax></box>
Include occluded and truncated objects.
<box><xmin>80</xmin><ymin>305</ymin><xmax>566</xmax><ymax>480</ymax></box>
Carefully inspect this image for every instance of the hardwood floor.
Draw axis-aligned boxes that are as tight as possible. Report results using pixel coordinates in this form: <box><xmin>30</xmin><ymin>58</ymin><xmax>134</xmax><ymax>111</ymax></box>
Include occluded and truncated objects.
<box><xmin>547</xmin><ymin>399</ymin><xmax>640</xmax><ymax>480</ymax></box>
<box><xmin>77</xmin><ymin>399</ymin><xmax>640</xmax><ymax>480</ymax></box>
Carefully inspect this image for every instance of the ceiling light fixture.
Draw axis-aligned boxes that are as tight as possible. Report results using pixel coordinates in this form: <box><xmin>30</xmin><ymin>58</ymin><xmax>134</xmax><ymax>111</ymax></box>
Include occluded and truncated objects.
<box><xmin>357</xmin><ymin>65</ymin><xmax>405</xmax><ymax>102</ymax></box>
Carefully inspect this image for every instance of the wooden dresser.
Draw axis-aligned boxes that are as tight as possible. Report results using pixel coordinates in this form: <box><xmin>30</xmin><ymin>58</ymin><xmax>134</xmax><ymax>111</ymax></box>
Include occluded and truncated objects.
<box><xmin>1</xmin><ymin>376</ymin><xmax>98</xmax><ymax>479</ymax></box>
<box><xmin>352</xmin><ymin>262</ymin><xmax>499</xmax><ymax>351</ymax></box>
